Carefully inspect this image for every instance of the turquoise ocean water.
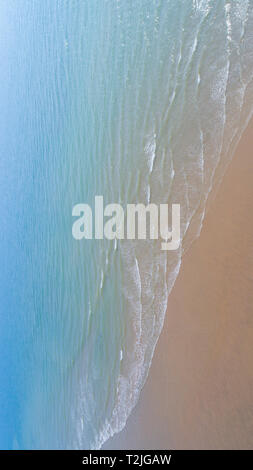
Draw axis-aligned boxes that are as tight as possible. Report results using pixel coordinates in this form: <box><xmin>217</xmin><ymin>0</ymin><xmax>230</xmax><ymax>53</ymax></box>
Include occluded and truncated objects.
<box><xmin>1</xmin><ymin>0</ymin><xmax>253</xmax><ymax>449</ymax></box>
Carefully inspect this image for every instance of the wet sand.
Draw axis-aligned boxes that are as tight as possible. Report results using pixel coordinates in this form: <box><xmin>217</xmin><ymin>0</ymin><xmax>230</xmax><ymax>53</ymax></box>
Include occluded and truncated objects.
<box><xmin>104</xmin><ymin>118</ymin><xmax>253</xmax><ymax>450</ymax></box>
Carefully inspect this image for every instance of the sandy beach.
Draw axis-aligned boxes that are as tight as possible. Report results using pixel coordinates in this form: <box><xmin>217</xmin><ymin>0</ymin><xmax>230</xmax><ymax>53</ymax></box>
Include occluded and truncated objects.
<box><xmin>104</xmin><ymin>118</ymin><xmax>253</xmax><ymax>450</ymax></box>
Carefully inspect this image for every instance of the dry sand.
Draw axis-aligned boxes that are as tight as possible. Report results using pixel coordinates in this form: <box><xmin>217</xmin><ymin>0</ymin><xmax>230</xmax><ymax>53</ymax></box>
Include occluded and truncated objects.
<box><xmin>104</xmin><ymin>118</ymin><xmax>253</xmax><ymax>450</ymax></box>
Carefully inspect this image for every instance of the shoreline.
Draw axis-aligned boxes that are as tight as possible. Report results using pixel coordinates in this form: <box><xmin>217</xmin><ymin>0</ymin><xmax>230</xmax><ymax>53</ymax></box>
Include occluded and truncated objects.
<box><xmin>104</xmin><ymin>117</ymin><xmax>253</xmax><ymax>450</ymax></box>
